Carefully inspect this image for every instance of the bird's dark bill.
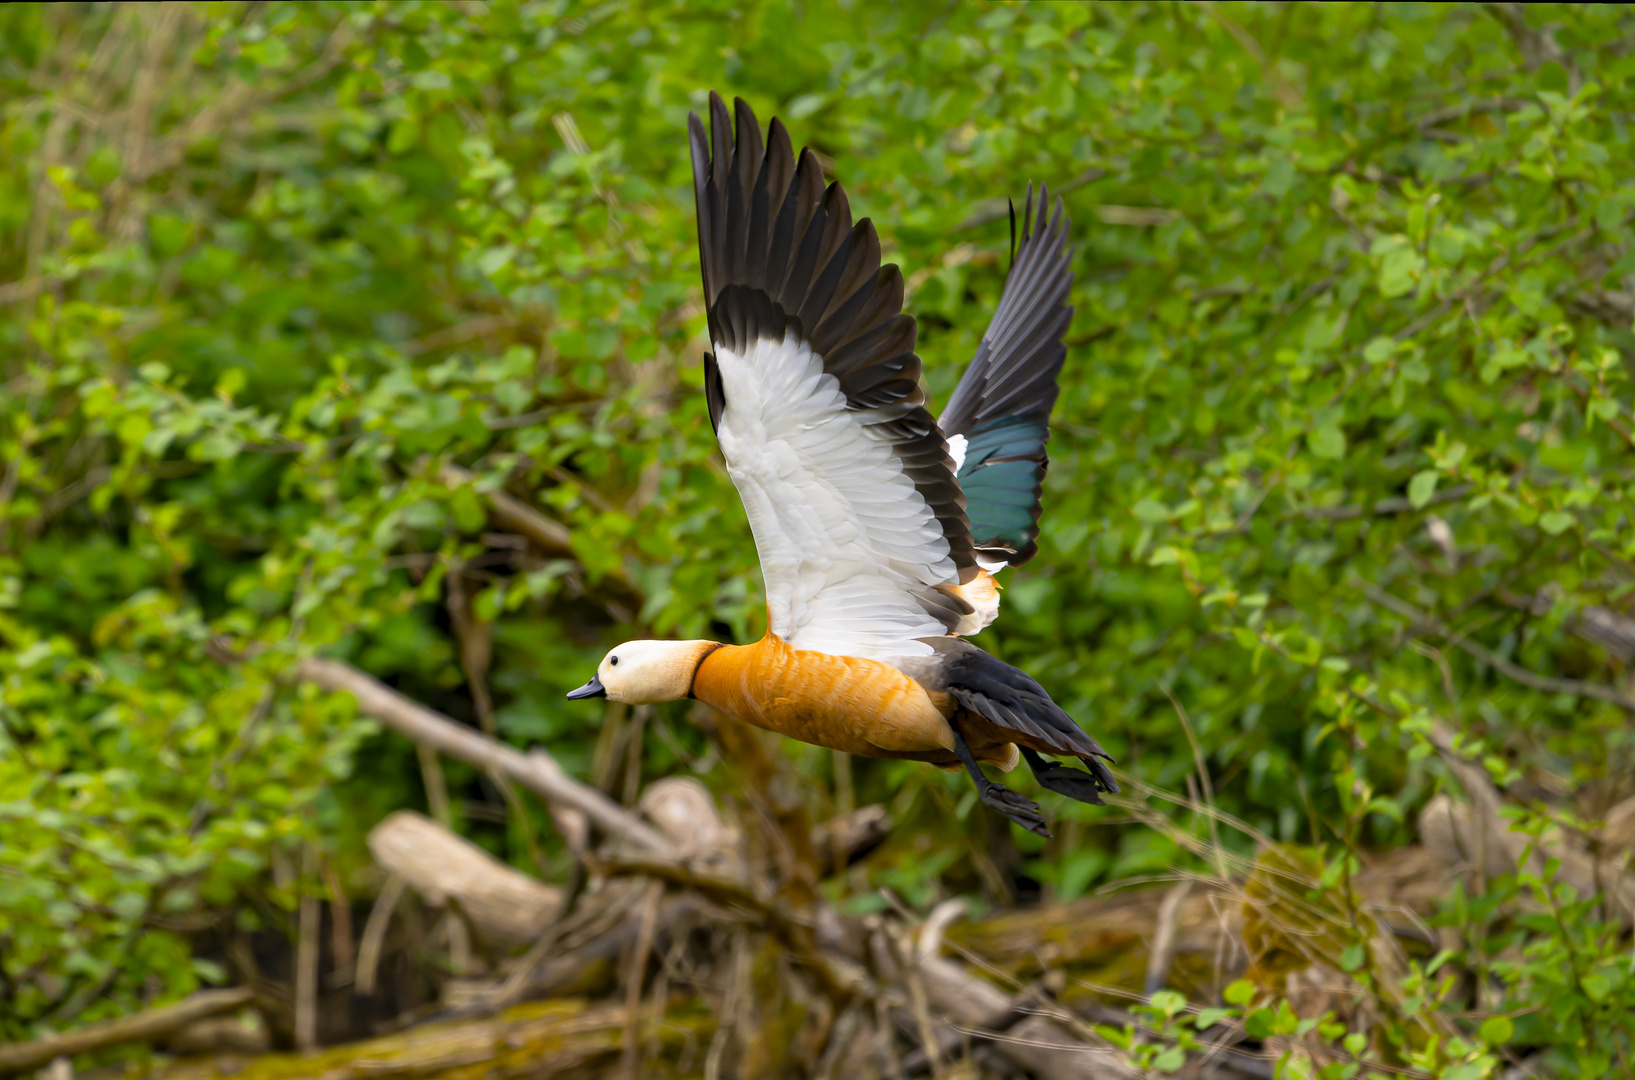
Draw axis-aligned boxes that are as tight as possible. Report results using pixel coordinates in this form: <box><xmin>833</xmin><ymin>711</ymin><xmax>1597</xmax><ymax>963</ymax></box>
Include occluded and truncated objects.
<box><xmin>566</xmin><ymin>674</ymin><xmax>606</xmax><ymax>699</ymax></box>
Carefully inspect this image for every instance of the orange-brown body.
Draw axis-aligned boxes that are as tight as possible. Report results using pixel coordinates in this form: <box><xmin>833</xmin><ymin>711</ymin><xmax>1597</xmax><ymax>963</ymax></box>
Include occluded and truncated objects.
<box><xmin>692</xmin><ymin>632</ymin><xmax>1018</xmax><ymax>769</ymax></box>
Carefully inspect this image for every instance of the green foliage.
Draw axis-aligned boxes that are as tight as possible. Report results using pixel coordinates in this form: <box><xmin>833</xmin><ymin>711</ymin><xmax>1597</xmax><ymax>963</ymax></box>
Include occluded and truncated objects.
<box><xmin>2</xmin><ymin>2</ymin><xmax>1633</xmax><ymax>1073</ymax></box>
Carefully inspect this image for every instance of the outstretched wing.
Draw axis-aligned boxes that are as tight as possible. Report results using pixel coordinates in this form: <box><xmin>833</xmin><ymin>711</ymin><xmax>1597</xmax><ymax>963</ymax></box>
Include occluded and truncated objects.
<box><xmin>941</xmin><ymin>185</ymin><xmax>1075</xmax><ymax>570</ymax></box>
<box><xmin>690</xmin><ymin>92</ymin><xmax>978</xmax><ymax>661</ymax></box>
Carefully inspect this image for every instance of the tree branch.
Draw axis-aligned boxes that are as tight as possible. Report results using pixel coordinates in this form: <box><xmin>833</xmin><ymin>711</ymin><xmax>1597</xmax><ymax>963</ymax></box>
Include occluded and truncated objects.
<box><xmin>296</xmin><ymin>657</ymin><xmax>669</xmax><ymax>852</ymax></box>
<box><xmin>1359</xmin><ymin>585</ymin><xmax>1635</xmax><ymax>713</ymax></box>
<box><xmin>1498</xmin><ymin>589</ymin><xmax>1635</xmax><ymax>663</ymax></box>
<box><xmin>0</xmin><ymin>988</ymin><xmax>254</xmax><ymax>1074</ymax></box>
<box><xmin>440</xmin><ymin>464</ymin><xmax>642</xmax><ymax>611</ymax></box>
<box><xmin>1303</xmin><ymin>483</ymin><xmax>1472</xmax><ymax>521</ymax></box>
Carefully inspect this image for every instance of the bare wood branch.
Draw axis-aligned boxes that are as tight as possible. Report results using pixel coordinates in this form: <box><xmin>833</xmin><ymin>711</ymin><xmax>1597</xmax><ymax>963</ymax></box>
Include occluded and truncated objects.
<box><xmin>134</xmin><ymin>999</ymin><xmax>702</xmax><ymax>1080</ymax></box>
<box><xmin>401</xmin><ymin>314</ymin><xmax>516</xmax><ymax>358</ymax></box>
<box><xmin>320</xmin><ymin>857</ymin><xmax>356</xmax><ymax>983</ymax></box>
<box><xmin>1360</xmin><ymin>584</ymin><xmax>1635</xmax><ymax>713</ymax></box>
<box><xmin>915</xmin><ymin>950</ymin><xmax>1141</xmax><ymax>1080</ymax></box>
<box><xmin>295</xmin><ymin>887</ymin><xmax>320</xmax><ymax>1051</ymax></box>
<box><xmin>417</xmin><ymin>743</ymin><xmax>453</xmax><ymax>826</ymax></box>
<box><xmin>355</xmin><ymin>874</ymin><xmax>406</xmax><ymax>997</ymax></box>
<box><xmin>1416</xmin><ymin>97</ymin><xmax>1528</xmax><ymax>130</ymax></box>
<box><xmin>441</xmin><ymin>465</ymin><xmax>573</xmax><ymax>554</ymax></box>
<box><xmin>703</xmin><ymin>932</ymin><xmax>747</xmax><ymax>1080</ymax></box>
<box><xmin>1305</xmin><ymin>483</ymin><xmax>1474</xmax><ymax>521</ymax></box>
<box><xmin>1145</xmin><ymin>880</ymin><xmax>1197</xmax><ymax>995</ymax></box>
<box><xmin>296</xmin><ymin>657</ymin><xmax>668</xmax><ymax>853</ymax></box>
<box><xmin>0</xmin><ymin>988</ymin><xmax>254</xmax><ymax>1074</ymax></box>
<box><xmin>619</xmin><ymin>880</ymin><xmax>664</xmax><ymax>1079</ymax></box>
<box><xmin>598</xmin><ymin>855</ymin><xmax>868</xmax><ymax>1002</ymax></box>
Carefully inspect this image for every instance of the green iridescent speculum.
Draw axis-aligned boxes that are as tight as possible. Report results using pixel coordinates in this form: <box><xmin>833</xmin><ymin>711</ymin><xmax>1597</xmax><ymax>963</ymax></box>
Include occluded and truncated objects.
<box><xmin>958</xmin><ymin>416</ymin><xmax>1049</xmax><ymax>550</ymax></box>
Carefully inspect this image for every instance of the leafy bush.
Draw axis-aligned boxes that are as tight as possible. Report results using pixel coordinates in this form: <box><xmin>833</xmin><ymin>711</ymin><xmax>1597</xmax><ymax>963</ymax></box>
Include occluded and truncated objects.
<box><xmin>2</xmin><ymin>2</ymin><xmax>1633</xmax><ymax>1073</ymax></box>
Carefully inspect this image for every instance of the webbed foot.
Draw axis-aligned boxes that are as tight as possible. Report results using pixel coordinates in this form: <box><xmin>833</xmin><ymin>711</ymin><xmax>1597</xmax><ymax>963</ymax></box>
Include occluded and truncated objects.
<box><xmin>950</xmin><ymin>716</ymin><xmax>1054</xmax><ymax>836</ymax></box>
<box><xmin>1021</xmin><ymin>747</ymin><xmax>1114</xmax><ymax>806</ymax></box>
<box><xmin>978</xmin><ymin>781</ymin><xmax>1052</xmax><ymax>836</ymax></box>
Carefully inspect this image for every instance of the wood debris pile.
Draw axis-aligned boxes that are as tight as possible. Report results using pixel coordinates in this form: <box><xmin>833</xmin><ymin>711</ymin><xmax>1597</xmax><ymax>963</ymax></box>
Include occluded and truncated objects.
<box><xmin>9</xmin><ymin>657</ymin><xmax>1609</xmax><ymax>1080</ymax></box>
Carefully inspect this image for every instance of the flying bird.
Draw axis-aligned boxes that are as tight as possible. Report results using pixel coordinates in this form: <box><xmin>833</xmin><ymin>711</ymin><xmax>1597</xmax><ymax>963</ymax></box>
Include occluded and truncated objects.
<box><xmin>567</xmin><ymin>92</ymin><xmax>1116</xmax><ymax>836</ymax></box>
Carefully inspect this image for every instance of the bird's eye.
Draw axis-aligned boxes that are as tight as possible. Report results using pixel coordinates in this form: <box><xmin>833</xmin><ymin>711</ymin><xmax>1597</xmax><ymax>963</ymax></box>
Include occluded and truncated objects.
<box><xmin>609</xmin><ymin>655</ymin><xmax>619</xmax><ymax>667</ymax></box>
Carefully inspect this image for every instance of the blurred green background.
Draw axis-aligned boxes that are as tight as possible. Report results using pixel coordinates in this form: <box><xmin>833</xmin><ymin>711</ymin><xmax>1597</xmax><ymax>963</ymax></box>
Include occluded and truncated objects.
<box><xmin>2</xmin><ymin>0</ymin><xmax>1633</xmax><ymax>1066</ymax></box>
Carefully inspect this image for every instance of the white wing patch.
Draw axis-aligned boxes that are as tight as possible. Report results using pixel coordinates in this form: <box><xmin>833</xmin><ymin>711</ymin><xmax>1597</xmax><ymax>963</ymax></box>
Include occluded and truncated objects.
<box><xmin>715</xmin><ymin>331</ymin><xmax>957</xmax><ymax>660</ymax></box>
<box><xmin>944</xmin><ymin>433</ymin><xmax>1010</xmax><ymax>578</ymax></box>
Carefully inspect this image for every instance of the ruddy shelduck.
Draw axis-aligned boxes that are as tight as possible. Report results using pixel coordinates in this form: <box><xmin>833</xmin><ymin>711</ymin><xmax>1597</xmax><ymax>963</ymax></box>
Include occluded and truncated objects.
<box><xmin>568</xmin><ymin>93</ymin><xmax>1116</xmax><ymax>835</ymax></box>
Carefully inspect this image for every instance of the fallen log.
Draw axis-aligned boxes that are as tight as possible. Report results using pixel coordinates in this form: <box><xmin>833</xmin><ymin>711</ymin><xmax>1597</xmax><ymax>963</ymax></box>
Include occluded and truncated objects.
<box><xmin>368</xmin><ymin>811</ymin><xmax>563</xmax><ymax>950</ymax></box>
<box><xmin>945</xmin><ymin>878</ymin><xmax>1239</xmax><ymax>998</ymax></box>
<box><xmin>126</xmin><ymin>998</ymin><xmax>711</xmax><ymax>1080</ymax></box>
<box><xmin>0</xmin><ymin>988</ymin><xmax>255</xmax><ymax>1075</ymax></box>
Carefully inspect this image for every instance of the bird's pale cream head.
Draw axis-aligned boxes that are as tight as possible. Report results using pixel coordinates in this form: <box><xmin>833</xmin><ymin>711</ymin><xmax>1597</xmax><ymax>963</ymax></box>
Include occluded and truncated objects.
<box><xmin>566</xmin><ymin>640</ymin><xmax>718</xmax><ymax>705</ymax></box>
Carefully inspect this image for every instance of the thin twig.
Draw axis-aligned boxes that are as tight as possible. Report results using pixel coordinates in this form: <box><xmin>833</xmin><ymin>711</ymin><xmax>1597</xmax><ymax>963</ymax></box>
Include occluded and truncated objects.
<box><xmin>319</xmin><ymin>857</ymin><xmax>355</xmax><ymax>984</ymax></box>
<box><xmin>1162</xmin><ymin>688</ymin><xmax>1226</xmax><ymax>878</ymax></box>
<box><xmin>620</xmin><ymin>880</ymin><xmax>664</xmax><ymax>1079</ymax></box>
<box><xmin>354</xmin><ymin>874</ymin><xmax>405</xmax><ymax>997</ymax></box>
<box><xmin>1144</xmin><ymin>880</ymin><xmax>1197</xmax><ymax>995</ymax></box>
<box><xmin>294</xmin><ymin>844</ymin><xmax>321</xmax><ymax>1051</ymax></box>
<box><xmin>597</xmin><ymin>855</ymin><xmax>866</xmax><ymax>1002</ymax></box>
<box><xmin>1359</xmin><ymin>584</ymin><xmax>1635</xmax><ymax>713</ymax></box>
<box><xmin>703</xmin><ymin>931</ymin><xmax>748</xmax><ymax>1080</ymax></box>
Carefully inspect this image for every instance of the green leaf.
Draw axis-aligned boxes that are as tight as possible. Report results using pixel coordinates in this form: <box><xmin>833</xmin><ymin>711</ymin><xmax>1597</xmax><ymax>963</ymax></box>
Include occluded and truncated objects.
<box><xmin>1023</xmin><ymin>21</ymin><xmax>1062</xmax><ymax>48</ymax></box>
<box><xmin>1442</xmin><ymin>1064</ymin><xmax>1490</xmax><ymax>1080</ymax></box>
<box><xmin>1149</xmin><ymin>989</ymin><xmax>1187</xmax><ymax>1018</ymax></box>
<box><xmin>1132</xmin><ymin>497</ymin><xmax>1171</xmax><ymax>524</ymax></box>
<box><xmin>86</xmin><ymin>144</ymin><xmax>123</xmax><ymax>186</ymax></box>
<box><xmin>1478</xmin><ymin>1015</ymin><xmax>1514</xmax><ymax>1045</ymax></box>
<box><xmin>1310</xmin><ymin>424</ymin><xmax>1347</xmax><ymax>460</ymax></box>
<box><xmin>1223</xmin><ymin>979</ymin><xmax>1256</xmax><ymax>1006</ymax></box>
<box><xmin>1538</xmin><ymin>511</ymin><xmax>1573</xmax><ymax>535</ymax></box>
<box><xmin>1407</xmin><ymin>470</ymin><xmax>1439</xmax><ymax>509</ymax></box>
<box><xmin>1151</xmin><ymin>1045</ymin><xmax>1186</xmax><ymax>1073</ymax></box>
<box><xmin>786</xmin><ymin>93</ymin><xmax>826</xmax><ymax>120</ymax></box>
<box><xmin>1243</xmin><ymin>1006</ymin><xmax>1276</xmax><ymax>1039</ymax></box>
<box><xmin>1377</xmin><ymin>247</ymin><xmax>1426</xmax><ymax>298</ymax></box>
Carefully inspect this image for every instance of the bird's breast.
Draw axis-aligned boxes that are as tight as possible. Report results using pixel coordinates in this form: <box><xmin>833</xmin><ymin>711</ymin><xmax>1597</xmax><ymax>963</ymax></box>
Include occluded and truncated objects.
<box><xmin>691</xmin><ymin>634</ymin><xmax>955</xmax><ymax>758</ymax></box>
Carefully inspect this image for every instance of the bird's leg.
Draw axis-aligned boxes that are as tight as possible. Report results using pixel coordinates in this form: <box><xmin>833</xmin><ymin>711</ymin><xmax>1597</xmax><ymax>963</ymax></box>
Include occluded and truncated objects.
<box><xmin>951</xmin><ymin>718</ymin><xmax>1050</xmax><ymax>837</ymax></box>
<box><xmin>1020</xmin><ymin>746</ymin><xmax>1110</xmax><ymax>806</ymax></box>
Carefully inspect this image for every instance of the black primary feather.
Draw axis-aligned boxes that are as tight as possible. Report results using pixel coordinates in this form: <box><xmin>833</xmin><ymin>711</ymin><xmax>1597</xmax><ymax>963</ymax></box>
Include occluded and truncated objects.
<box><xmin>941</xmin><ymin>183</ymin><xmax>1075</xmax><ymax>568</ymax></box>
<box><xmin>688</xmin><ymin>93</ymin><xmax>980</xmax><ymax>617</ymax></box>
